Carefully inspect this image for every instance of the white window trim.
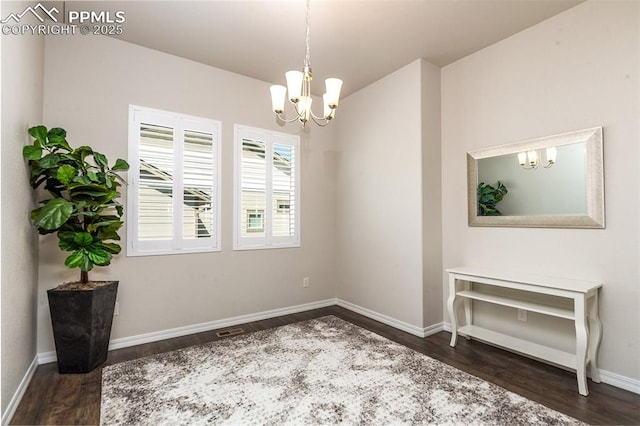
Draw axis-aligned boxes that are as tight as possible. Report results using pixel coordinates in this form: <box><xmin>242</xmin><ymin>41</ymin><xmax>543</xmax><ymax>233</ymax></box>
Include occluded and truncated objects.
<box><xmin>127</xmin><ymin>105</ymin><xmax>222</xmax><ymax>256</ymax></box>
<box><xmin>233</xmin><ymin>124</ymin><xmax>300</xmax><ymax>250</ymax></box>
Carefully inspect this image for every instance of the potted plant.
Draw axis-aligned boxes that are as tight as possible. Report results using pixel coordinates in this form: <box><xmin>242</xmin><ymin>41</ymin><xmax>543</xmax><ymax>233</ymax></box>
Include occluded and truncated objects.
<box><xmin>23</xmin><ymin>125</ymin><xmax>129</xmax><ymax>373</ymax></box>
<box><xmin>477</xmin><ymin>181</ymin><xmax>508</xmax><ymax>216</ymax></box>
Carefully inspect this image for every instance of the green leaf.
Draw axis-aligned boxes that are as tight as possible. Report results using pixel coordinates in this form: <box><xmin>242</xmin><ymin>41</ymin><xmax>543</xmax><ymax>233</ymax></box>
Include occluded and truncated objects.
<box><xmin>31</xmin><ymin>198</ymin><xmax>73</xmax><ymax>230</ymax></box>
<box><xmin>39</xmin><ymin>154</ymin><xmax>61</xmax><ymax>169</ymax></box>
<box><xmin>23</xmin><ymin>145</ymin><xmax>43</xmax><ymax>161</ymax></box>
<box><xmin>70</xmin><ymin>189</ymin><xmax>109</xmax><ymax>198</ymax></box>
<box><xmin>64</xmin><ymin>250</ymin><xmax>85</xmax><ymax>268</ymax></box>
<box><xmin>64</xmin><ymin>249</ymin><xmax>95</xmax><ymax>271</ymax></box>
<box><xmin>87</xmin><ymin>218</ymin><xmax>121</xmax><ymax>232</ymax></box>
<box><xmin>86</xmin><ymin>246</ymin><xmax>111</xmax><ymax>266</ymax></box>
<box><xmin>72</xmin><ymin>175</ymin><xmax>93</xmax><ymax>185</ymax></box>
<box><xmin>47</xmin><ymin>127</ymin><xmax>67</xmax><ymax>139</ymax></box>
<box><xmin>73</xmin><ymin>146</ymin><xmax>93</xmax><ymax>162</ymax></box>
<box><xmin>57</xmin><ymin>229</ymin><xmax>77</xmax><ymax>241</ymax></box>
<box><xmin>56</xmin><ymin>164</ymin><xmax>76</xmax><ymax>185</ymax></box>
<box><xmin>112</xmin><ymin>158</ymin><xmax>130</xmax><ymax>171</ymax></box>
<box><xmin>58</xmin><ymin>238</ymin><xmax>77</xmax><ymax>251</ymax></box>
<box><xmin>68</xmin><ymin>183</ymin><xmax>109</xmax><ymax>199</ymax></box>
<box><xmin>96</xmin><ymin>220</ymin><xmax>122</xmax><ymax>241</ymax></box>
<box><xmin>28</xmin><ymin>126</ymin><xmax>47</xmax><ymax>145</ymax></box>
<box><xmin>47</xmin><ymin>134</ymin><xmax>72</xmax><ymax>151</ymax></box>
<box><xmin>87</xmin><ymin>171</ymin><xmax>99</xmax><ymax>182</ymax></box>
<box><xmin>102</xmin><ymin>242</ymin><xmax>122</xmax><ymax>254</ymax></box>
<box><xmin>93</xmin><ymin>152</ymin><xmax>108</xmax><ymax>169</ymax></box>
<box><xmin>73</xmin><ymin>232</ymin><xmax>93</xmax><ymax>247</ymax></box>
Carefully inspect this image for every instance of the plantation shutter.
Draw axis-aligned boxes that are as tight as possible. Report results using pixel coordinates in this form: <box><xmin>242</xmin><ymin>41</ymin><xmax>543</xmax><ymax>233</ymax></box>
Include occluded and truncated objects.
<box><xmin>138</xmin><ymin>122</ymin><xmax>175</xmax><ymax>243</ymax></box>
<box><xmin>271</xmin><ymin>136</ymin><xmax>296</xmax><ymax>240</ymax></box>
<box><xmin>241</xmin><ymin>137</ymin><xmax>267</xmax><ymax>239</ymax></box>
<box><xmin>128</xmin><ymin>106</ymin><xmax>221</xmax><ymax>256</ymax></box>
<box><xmin>234</xmin><ymin>125</ymin><xmax>299</xmax><ymax>250</ymax></box>
<box><xmin>181</xmin><ymin>119</ymin><xmax>219</xmax><ymax>250</ymax></box>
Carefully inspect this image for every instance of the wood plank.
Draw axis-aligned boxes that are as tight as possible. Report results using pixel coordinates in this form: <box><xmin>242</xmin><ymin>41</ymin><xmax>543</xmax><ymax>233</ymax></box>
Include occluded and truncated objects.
<box><xmin>458</xmin><ymin>325</ymin><xmax>576</xmax><ymax>368</ymax></box>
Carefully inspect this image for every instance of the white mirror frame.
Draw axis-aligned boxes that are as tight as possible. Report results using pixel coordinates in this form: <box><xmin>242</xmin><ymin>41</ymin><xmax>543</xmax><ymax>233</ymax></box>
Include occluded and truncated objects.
<box><xmin>467</xmin><ymin>127</ymin><xmax>605</xmax><ymax>228</ymax></box>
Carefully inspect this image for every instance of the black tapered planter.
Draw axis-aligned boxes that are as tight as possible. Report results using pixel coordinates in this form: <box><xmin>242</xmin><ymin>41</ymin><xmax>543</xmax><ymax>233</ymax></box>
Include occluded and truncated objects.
<box><xmin>47</xmin><ymin>281</ymin><xmax>118</xmax><ymax>374</ymax></box>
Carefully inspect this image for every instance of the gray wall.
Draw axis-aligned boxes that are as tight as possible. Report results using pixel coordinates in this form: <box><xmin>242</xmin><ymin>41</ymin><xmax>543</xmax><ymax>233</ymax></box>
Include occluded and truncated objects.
<box><xmin>335</xmin><ymin>59</ymin><xmax>443</xmax><ymax>332</ymax></box>
<box><xmin>1</xmin><ymin>21</ymin><xmax>43</xmax><ymax>419</ymax></box>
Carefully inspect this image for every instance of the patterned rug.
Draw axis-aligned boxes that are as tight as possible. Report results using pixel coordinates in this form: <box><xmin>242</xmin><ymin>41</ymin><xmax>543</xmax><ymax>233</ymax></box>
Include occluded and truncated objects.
<box><xmin>100</xmin><ymin>316</ymin><xmax>583</xmax><ymax>425</ymax></box>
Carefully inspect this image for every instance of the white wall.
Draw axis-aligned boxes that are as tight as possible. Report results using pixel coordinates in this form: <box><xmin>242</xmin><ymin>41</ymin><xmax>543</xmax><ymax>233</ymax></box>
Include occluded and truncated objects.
<box><xmin>442</xmin><ymin>0</ymin><xmax>639</xmax><ymax>381</ymax></box>
<box><xmin>38</xmin><ymin>35</ymin><xmax>338</xmax><ymax>353</ymax></box>
<box><xmin>0</xmin><ymin>27</ymin><xmax>43</xmax><ymax>416</ymax></box>
<box><xmin>335</xmin><ymin>60</ymin><xmax>438</xmax><ymax>330</ymax></box>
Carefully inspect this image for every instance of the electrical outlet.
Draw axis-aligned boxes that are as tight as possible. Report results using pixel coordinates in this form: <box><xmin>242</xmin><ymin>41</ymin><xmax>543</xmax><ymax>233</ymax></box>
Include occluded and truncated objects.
<box><xmin>517</xmin><ymin>309</ymin><xmax>527</xmax><ymax>322</ymax></box>
<box><xmin>114</xmin><ymin>301</ymin><xmax>120</xmax><ymax>316</ymax></box>
<box><xmin>303</xmin><ymin>277</ymin><xmax>309</xmax><ymax>288</ymax></box>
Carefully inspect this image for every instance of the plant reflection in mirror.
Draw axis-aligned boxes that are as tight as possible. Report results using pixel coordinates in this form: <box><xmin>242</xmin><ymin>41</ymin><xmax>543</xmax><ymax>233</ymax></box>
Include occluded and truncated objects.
<box><xmin>477</xmin><ymin>181</ymin><xmax>508</xmax><ymax>216</ymax></box>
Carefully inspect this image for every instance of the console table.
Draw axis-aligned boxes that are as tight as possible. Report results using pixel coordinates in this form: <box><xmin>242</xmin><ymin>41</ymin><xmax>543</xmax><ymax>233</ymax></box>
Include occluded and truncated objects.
<box><xmin>446</xmin><ymin>266</ymin><xmax>602</xmax><ymax>396</ymax></box>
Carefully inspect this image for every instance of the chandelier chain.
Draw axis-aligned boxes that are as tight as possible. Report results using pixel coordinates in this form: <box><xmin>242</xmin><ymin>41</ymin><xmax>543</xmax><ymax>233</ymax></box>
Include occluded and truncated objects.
<box><xmin>305</xmin><ymin>0</ymin><xmax>311</xmax><ymax>67</ymax></box>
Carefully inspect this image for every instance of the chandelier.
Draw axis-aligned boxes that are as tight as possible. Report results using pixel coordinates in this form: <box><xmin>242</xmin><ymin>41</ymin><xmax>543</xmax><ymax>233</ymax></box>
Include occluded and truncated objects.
<box><xmin>517</xmin><ymin>147</ymin><xmax>557</xmax><ymax>170</ymax></box>
<box><xmin>269</xmin><ymin>0</ymin><xmax>343</xmax><ymax>127</ymax></box>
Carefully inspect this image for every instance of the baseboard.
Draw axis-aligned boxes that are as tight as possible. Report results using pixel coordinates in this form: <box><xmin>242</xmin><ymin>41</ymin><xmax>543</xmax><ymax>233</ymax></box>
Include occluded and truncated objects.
<box><xmin>35</xmin><ymin>305</ymin><xmax>640</xmax><ymax>396</ymax></box>
<box><xmin>37</xmin><ymin>298</ymin><xmax>337</xmax><ymax>364</ymax></box>
<box><xmin>336</xmin><ymin>298</ymin><xmax>444</xmax><ymax>338</ymax></box>
<box><xmin>1</xmin><ymin>355</ymin><xmax>38</xmax><ymax>426</ymax></box>
<box><xmin>599</xmin><ymin>369</ymin><xmax>640</xmax><ymax>394</ymax></box>
<box><xmin>442</xmin><ymin>321</ymin><xmax>640</xmax><ymax>395</ymax></box>
<box><xmin>423</xmin><ymin>321</ymin><xmax>446</xmax><ymax>337</ymax></box>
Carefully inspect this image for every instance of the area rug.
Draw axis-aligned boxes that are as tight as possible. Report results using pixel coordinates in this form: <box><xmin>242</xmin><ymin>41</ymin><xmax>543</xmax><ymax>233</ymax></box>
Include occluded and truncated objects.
<box><xmin>100</xmin><ymin>316</ymin><xmax>583</xmax><ymax>425</ymax></box>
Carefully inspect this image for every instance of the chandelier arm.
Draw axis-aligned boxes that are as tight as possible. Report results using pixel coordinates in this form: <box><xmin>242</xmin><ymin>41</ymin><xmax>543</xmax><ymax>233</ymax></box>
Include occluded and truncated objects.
<box><xmin>309</xmin><ymin>109</ymin><xmax>331</xmax><ymax>123</ymax></box>
<box><xmin>276</xmin><ymin>112</ymin><xmax>304</xmax><ymax>124</ymax></box>
<box><xmin>293</xmin><ymin>101</ymin><xmax>308</xmax><ymax>123</ymax></box>
<box><xmin>309</xmin><ymin>114</ymin><xmax>331</xmax><ymax>127</ymax></box>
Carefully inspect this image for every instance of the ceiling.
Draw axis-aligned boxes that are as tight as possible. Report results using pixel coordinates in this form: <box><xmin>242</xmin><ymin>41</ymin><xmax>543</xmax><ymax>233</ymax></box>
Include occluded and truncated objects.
<box><xmin>80</xmin><ymin>0</ymin><xmax>582</xmax><ymax>97</ymax></box>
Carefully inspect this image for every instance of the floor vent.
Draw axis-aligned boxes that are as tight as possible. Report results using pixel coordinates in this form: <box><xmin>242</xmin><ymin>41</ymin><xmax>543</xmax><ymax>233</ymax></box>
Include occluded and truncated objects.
<box><xmin>216</xmin><ymin>328</ymin><xmax>245</xmax><ymax>338</ymax></box>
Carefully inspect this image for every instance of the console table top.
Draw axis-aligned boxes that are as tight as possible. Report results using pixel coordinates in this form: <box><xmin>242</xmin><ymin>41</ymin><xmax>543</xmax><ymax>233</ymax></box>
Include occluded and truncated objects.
<box><xmin>446</xmin><ymin>266</ymin><xmax>602</xmax><ymax>294</ymax></box>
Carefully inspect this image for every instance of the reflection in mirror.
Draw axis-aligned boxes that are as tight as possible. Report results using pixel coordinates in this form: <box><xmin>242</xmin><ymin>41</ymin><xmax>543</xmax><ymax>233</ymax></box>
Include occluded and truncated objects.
<box><xmin>478</xmin><ymin>142</ymin><xmax>587</xmax><ymax>216</ymax></box>
<box><xmin>467</xmin><ymin>127</ymin><xmax>604</xmax><ymax>228</ymax></box>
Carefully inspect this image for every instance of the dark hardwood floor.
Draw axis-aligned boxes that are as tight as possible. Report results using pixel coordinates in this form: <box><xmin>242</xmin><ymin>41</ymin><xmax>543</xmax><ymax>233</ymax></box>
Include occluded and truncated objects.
<box><xmin>10</xmin><ymin>306</ymin><xmax>640</xmax><ymax>425</ymax></box>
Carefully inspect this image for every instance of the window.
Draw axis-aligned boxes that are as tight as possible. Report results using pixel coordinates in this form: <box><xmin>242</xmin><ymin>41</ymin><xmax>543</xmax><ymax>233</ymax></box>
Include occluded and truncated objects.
<box><xmin>234</xmin><ymin>125</ymin><xmax>300</xmax><ymax>250</ymax></box>
<box><xmin>128</xmin><ymin>105</ymin><xmax>221</xmax><ymax>256</ymax></box>
<box><xmin>246</xmin><ymin>210</ymin><xmax>265</xmax><ymax>232</ymax></box>
<box><xmin>277</xmin><ymin>200</ymin><xmax>291</xmax><ymax>213</ymax></box>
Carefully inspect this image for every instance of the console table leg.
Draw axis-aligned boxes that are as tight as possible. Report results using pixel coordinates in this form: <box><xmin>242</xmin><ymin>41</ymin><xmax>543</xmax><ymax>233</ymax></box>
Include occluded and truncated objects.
<box><xmin>588</xmin><ymin>291</ymin><xmax>603</xmax><ymax>383</ymax></box>
<box><xmin>575</xmin><ymin>296</ymin><xmax>589</xmax><ymax>396</ymax></box>
<box><xmin>447</xmin><ymin>274</ymin><xmax>458</xmax><ymax>347</ymax></box>
<box><xmin>463</xmin><ymin>281</ymin><xmax>473</xmax><ymax>340</ymax></box>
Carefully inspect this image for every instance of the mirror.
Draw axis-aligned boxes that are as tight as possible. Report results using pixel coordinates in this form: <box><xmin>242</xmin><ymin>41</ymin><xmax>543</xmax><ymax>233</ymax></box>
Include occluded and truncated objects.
<box><xmin>467</xmin><ymin>127</ymin><xmax>604</xmax><ymax>228</ymax></box>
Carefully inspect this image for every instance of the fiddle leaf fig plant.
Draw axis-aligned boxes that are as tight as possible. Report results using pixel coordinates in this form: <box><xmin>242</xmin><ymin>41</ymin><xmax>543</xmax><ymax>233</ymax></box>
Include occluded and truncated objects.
<box><xmin>23</xmin><ymin>125</ymin><xmax>129</xmax><ymax>284</ymax></box>
<box><xmin>477</xmin><ymin>181</ymin><xmax>508</xmax><ymax>216</ymax></box>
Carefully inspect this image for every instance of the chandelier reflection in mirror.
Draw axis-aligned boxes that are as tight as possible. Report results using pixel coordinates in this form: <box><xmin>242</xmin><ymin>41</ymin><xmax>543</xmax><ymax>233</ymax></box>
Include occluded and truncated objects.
<box><xmin>517</xmin><ymin>147</ymin><xmax>557</xmax><ymax>170</ymax></box>
<box><xmin>269</xmin><ymin>0</ymin><xmax>343</xmax><ymax>128</ymax></box>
